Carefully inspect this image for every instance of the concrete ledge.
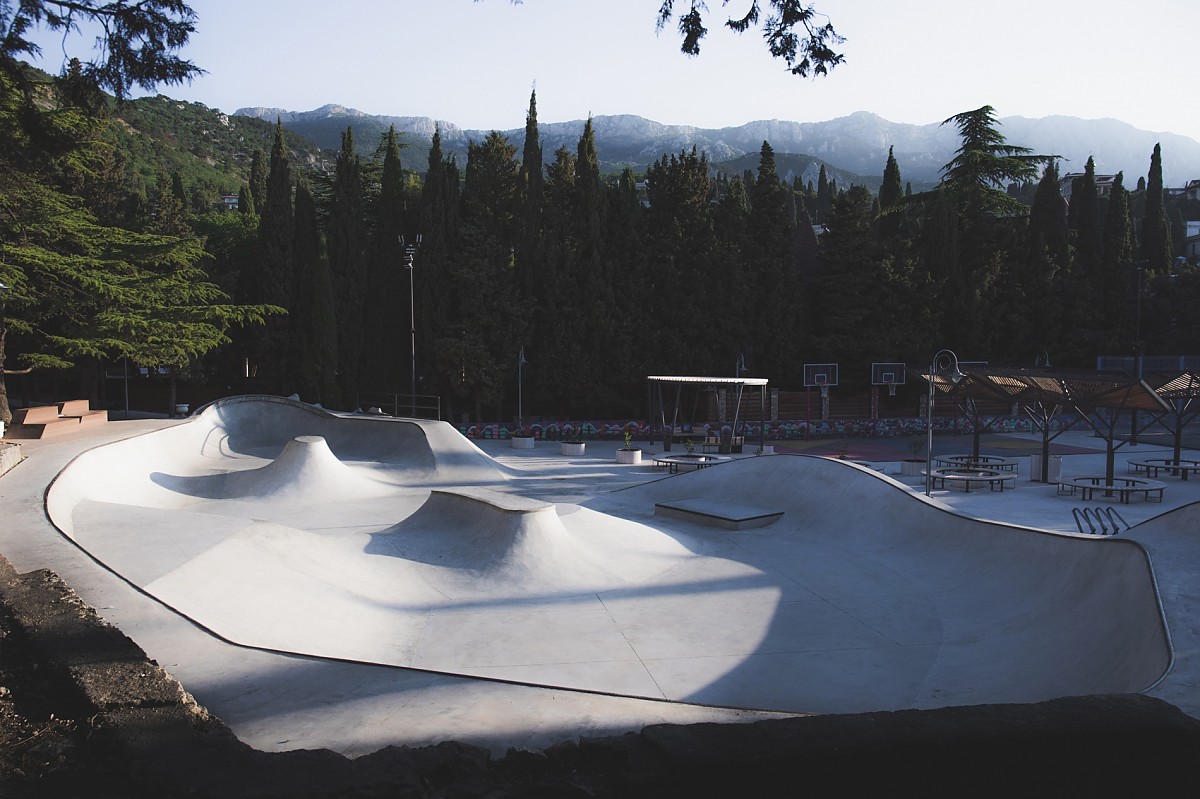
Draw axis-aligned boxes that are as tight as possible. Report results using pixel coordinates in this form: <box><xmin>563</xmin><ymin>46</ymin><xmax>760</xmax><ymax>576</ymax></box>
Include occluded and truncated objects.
<box><xmin>655</xmin><ymin>497</ymin><xmax>784</xmax><ymax>530</ymax></box>
<box><xmin>0</xmin><ymin>442</ymin><xmax>22</xmax><ymax>477</ymax></box>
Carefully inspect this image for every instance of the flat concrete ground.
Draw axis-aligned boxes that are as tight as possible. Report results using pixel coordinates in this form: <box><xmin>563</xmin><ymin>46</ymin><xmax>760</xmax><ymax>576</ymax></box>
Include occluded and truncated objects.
<box><xmin>3</xmin><ymin>402</ymin><xmax>1200</xmax><ymax>757</ymax></box>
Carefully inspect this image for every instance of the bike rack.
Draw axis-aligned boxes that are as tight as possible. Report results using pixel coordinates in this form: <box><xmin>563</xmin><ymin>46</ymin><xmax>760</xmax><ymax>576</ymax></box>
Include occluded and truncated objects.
<box><xmin>1072</xmin><ymin>506</ymin><xmax>1130</xmax><ymax>535</ymax></box>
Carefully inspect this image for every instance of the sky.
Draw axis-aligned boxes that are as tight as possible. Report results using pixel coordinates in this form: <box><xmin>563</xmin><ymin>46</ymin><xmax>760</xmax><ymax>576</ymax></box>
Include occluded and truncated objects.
<box><xmin>22</xmin><ymin>0</ymin><xmax>1200</xmax><ymax>142</ymax></box>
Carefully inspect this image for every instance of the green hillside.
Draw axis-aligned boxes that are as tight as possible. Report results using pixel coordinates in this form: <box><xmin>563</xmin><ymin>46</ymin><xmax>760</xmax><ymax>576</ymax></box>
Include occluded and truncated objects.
<box><xmin>107</xmin><ymin>94</ymin><xmax>330</xmax><ymax>210</ymax></box>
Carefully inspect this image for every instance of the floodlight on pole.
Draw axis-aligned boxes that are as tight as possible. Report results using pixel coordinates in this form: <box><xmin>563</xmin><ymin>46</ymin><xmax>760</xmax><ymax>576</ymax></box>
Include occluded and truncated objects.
<box><xmin>400</xmin><ymin>234</ymin><xmax>422</xmax><ymax>417</ymax></box>
<box><xmin>926</xmin><ymin>349</ymin><xmax>965</xmax><ymax>497</ymax></box>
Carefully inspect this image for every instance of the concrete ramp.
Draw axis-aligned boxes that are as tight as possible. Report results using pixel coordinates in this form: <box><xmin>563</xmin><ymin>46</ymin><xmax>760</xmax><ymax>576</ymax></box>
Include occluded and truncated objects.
<box><xmin>44</xmin><ymin>399</ymin><xmax>1173</xmax><ymax>715</ymax></box>
<box><xmin>150</xmin><ymin>435</ymin><xmax>392</xmax><ymax>503</ymax></box>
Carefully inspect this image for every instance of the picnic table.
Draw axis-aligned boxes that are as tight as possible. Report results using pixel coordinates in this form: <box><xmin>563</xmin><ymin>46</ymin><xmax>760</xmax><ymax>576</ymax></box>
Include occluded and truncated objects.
<box><xmin>933</xmin><ymin>454</ymin><xmax>1019</xmax><ymax>473</ymax></box>
<box><xmin>924</xmin><ymin>467</ymin><xmax>1016</xmax><ymax>492</ymax></box>
<box><xmin>1128</xmin><ymin>458</ymin><xmax>1200</xmax><ymax>481</ymax></box>
<box><xmin>652</xmin><ymin>454</ymin><xmax>731</xmax><ymax>474</ymax></box>
<box><xmin>1057</xmin><ymin>475</ymin><xmax>1166</xmax><ymax>504</ymax></box>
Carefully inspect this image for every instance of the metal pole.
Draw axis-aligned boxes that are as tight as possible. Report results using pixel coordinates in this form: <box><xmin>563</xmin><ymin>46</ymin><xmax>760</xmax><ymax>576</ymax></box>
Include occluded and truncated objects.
<box><xmin>401</xmin><ymin>235</ymin><xmax>420</xmax><ymax>418</ymax></box>
<box><xmin>926</xmin><ymin>358</ymin><xmax>935</xmax><ymax>496</ymax></box>
<box><xmin>1131</xmin><ymin>263</ymin><xmax>1144</xmax><ymax>445</ymax></box>
<box><xmin>407</xmin><ymin>253</ymin><xmax>415</xmax><ymax>417</ymax></box>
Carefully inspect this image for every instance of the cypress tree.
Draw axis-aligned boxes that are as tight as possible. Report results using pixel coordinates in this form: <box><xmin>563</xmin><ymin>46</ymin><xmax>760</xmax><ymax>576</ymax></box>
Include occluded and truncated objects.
<box><xmin>1141</xmin><ymin>143</ymin><xmax>1172</xmax><ymax>273</ymax></box>
<box><xmin>1069</xmin><ymin>157</ymin><xmax>1103</xmax><ymax>277</ymax></box>
<box><xmin>248</xmin><ymin>149</ymin><xmax>267</xmax><ymax>214</ymax></box>
<box><xmin>1027</xmin><ymin>161</ymin><xmax>1069</xmax><ymax>269</ymax></box>
<box><xmin>328</xmin><ymin>126</ymin><xmax>368</xmax><ymax>405</ymax></box>
<box><xmin>574</xmin><ymin>116</ymin><xmax>603</xmax><ymax>254</ymax></box>
<box><xmin>361</xmin><ymin>126</ymin><xmax>408</xmax><ymax>395</ymax></box>
<box><xmin>290</xmin><ymin>177</ymin><xmax>339</xmax><ymax>405</ymax></box>
<box><xmin>517</xmin><ymin>89</ymin><xmax>544</xmax><ymax>295</ymax></box>
<box><xmin>1101</xmin><ymin>172</ymin><xmax>1133</xmax><ymax>342</ymax></box>
<box><xmin>878</xmin><ymin>145</ymin><xmax>903</xmax><ymax>239</ymax></box>
<box><xmin>250</xmin><ymin>120</ymin><xmax>295</xmax><ymax>384</ymax></box>
<box><xmin>237</xmin><ymin>184</ymin><xmax>255</xmax><ymax>216</ymax></box>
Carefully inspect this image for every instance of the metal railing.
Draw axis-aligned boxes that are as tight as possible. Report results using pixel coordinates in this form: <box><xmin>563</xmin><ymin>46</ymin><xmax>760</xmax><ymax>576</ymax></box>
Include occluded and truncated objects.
<box><xmin>355</xmin><ymin>393</ymin><xmax>442</xmax><ymax>421</ymax></box>
<box><xmin>1072</xmin><ymin>506</ymin><xmax>1130</xmax><ymax>535</ymax></box>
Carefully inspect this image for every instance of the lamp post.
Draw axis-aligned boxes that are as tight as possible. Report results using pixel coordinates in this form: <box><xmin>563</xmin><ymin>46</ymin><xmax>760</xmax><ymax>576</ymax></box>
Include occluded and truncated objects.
<box><xmin>0</xmin><ymin>282</ymin><xmax>9</xmax><ymax>429</ymax></box>
<box><xmin>926</xmin><ymin>348</ymin><xmax>964</xmax><ymax>496</ymax></box>
<box><xmin>517</xmin><ymin>346</ymin><xmax>527</xmax><ymax>432</ymax></box>
<box><xmin>1130</xmin><ymin>261</ymin><xmax>1145</xmax><ymax>445</ymax></box>
<box><xmin>400</xmin><ymin>234</ymin><xmax>421</xmax><ymax>417</ymax></box>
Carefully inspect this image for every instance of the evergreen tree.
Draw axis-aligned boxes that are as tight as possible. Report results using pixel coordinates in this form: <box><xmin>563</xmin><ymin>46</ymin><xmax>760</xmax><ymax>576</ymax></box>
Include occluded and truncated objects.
<box><xmin>289</xmin><ymin>177</ymin><xmax>339</xmax><ymax>404</ymax></box>
<box><xmin>816</xmin><ymin>164</ymin><xmax>832</xmax><ymax>223</ymax></box>
<box><xmin>574</xmin><ymin>116</ymin><xmax>604</xmax><ymax>254</ymax></box>
<box><xmin>516</xmin><ymin>88</ymin><xmax>544</xmax><ymax>295</ymax></box>
<box><xmin>1101</xmin><ymin>172</ymin><xmax>1134</xmax><ymax>348</ymax></box>
<box><xmin>1068</xmin><ymin>157</ymin><xmax>1102</xmax><ymax>274</ymax></box>
<box><xmin>248</xmin><ymin>120</ymin><xmax>295</xmax><ymax>384</ymax></box>
<box><xmin>147</xmin><ymin>168</ymin><xmax>189</xmax><ymax>236</ymax></box>
<box><xmin>361</xmin><ymin>125</ymin><xmax>408</xmax><ymax>395</ymax></box>
<box><xmin>237</xmin><ymin>184</ymin><xmax>255</xmax><ymax>216</ymax></box>
<box><xmin>1026</xmin><ymin>161</ymin><xmax>1069</xmax><ymax>269</ymax></box>
<box><xmin>328</xmin><ymin>126</ymin><xmax>368</xmax><ymax>405</ymax></box>
<box><xmin>1141</xmin><ymin>143</ymin><xmax>1172</xmax><ymax>273</ymax></box>
<box><xmin>248</xmin><ymin>149</ymin><xmax>267</xmax><ymax>214</ymax></box>
<box><xmin>877</xmin><ymin>145</ymin><xmax>903</xmax><ymax>239</ymax></box>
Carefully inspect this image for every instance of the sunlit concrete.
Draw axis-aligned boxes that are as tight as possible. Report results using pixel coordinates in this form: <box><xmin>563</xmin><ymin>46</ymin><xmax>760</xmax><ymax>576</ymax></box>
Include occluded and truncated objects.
<box><xmin>5</xmin><ymin>395</ymin><xmax>1200</xmax><ymax>756</ymax></box>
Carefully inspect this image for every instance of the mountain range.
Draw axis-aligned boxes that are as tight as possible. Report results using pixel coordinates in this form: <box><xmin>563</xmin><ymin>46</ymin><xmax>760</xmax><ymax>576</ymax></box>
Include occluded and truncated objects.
<box><xmin>236</xmin><ymin>105</ymin><xmax>1200</xmax><ymax>189</ymax></box>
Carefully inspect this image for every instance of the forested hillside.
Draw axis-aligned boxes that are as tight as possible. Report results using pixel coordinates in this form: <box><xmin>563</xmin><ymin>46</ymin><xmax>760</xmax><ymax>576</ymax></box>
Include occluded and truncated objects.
<box><xmin>6</xmin><ymin>64</ymin><xmax>1200</xmax><ymax>425</ymax></box>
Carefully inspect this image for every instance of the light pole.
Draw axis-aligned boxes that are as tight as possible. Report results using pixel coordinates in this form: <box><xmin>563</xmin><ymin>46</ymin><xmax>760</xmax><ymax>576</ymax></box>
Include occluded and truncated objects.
<box><xmin>926</xmin><ymin>348</ymin><xmax>964</xmax><ymax>496</ymax></box>
<box><xmin>517</xmin><ymin>346</ymin><xmax>527</xmax><ymax>432</ymax></box>
<box><xmin>400</xmin><ymin>234</ymin><xmax>421</xmax><ymax>417</ymax></box>
<box><xmin>1131</xmin><ymin>261</ymin><xmax>1145</xmax><ymax>445</ymax></box>
<box><xmin>0</xmin><ymin>282</ymin><xmax>8</xmax><ymax>427</ymax></box>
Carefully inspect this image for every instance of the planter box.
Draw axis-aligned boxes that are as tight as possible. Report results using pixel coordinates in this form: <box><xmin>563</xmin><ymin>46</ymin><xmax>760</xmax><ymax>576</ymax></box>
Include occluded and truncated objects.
<box><xmin>511</xmin><ymin>436</ymin><xmax>536</xmax><ymax>450</ymax></box>
<box><xmin>900</xmin><ymin>459</ymin><xmax>924</xmax><ymax>476</ymax></box>
<box><xmin>560</xmin><ymin>441</ymin><xmax>586</xmax><ymax>456</ymax></box>
<box><xmin>616</xmin><ymin>448</ymin><xmax>642</xmax><ymax>465</ymax></box>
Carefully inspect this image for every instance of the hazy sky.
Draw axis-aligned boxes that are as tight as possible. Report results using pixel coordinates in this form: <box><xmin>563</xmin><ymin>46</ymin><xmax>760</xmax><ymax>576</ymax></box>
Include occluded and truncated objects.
<box><xmin>23</xmin><ymin>0</ymin><xmax>1200</xmax><ymax>141</ymax></box>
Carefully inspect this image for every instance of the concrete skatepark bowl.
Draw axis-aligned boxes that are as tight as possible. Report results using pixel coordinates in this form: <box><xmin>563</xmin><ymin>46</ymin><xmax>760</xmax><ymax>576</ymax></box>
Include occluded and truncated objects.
<box><xmin>40</xmin><ymin>394</ymin><xmax>1173</xmax><ymax>724</ymax></box>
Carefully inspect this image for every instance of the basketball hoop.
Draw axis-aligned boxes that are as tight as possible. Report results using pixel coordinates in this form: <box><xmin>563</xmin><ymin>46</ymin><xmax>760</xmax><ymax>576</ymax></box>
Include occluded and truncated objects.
<box><xmin>820</xmin><ymin>384</ymin><xmax>829</xmax><ymax>399</ymax></box>
<box><xmin>886</xmin><ymin>381</ymin><xmax>897</xmax><ymax>397</ymax></box>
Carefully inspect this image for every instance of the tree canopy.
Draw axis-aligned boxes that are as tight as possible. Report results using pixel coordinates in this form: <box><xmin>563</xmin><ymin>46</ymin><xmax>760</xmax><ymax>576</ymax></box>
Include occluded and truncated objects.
<box><xmin>656</xmin><ymin>0</ymin><xmax>845</xmax><ymax>76</ymax></box>
<box><xmin>0</xmin><ymin>0</ymin><xmax>201</xmax><ymax>99</ymax></box>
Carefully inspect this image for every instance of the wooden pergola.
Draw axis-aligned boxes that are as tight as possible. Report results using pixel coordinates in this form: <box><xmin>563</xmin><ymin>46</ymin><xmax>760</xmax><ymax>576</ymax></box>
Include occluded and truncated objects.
<box><xmin>647</xmin><ymin>375</ymin><xmax>769</xmax><ymax>453</ymax></box>
<box><xmin>916</xmin><ymin>365</ymin><xmax>1171</xmax><ymax>483</ymax></box>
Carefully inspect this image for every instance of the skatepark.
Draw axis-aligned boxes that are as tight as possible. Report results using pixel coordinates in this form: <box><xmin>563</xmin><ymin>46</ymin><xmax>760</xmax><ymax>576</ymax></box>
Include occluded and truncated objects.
<box><xmin>4</xmin><ymin>393</ymin><xmax>1200</xmax><ymax>757</ymax></box>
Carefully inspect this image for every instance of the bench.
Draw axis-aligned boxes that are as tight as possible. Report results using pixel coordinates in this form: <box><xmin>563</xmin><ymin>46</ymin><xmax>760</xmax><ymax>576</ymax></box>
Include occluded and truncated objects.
<box><xmin>1057</xmin><ymin>475</ymin><xmax>1166</xmax><ymax>504</ymax></box>
<box><xmin>59</xmin><ymin>399</ymin><xmax>108</xmax><ymax>427</ymax></box>
<box><xmin>1128</xmin><ymin>458</ymin><xmax>1200</xmax><ymax>481</ymax></box>
<box><xmin>6</xmin><ymin>405</ymin><xmax>80</xmax><ymax>439</ymax></box>
<box><xmin>925</xmin><ymin>467</ymin><xmax>1016</xmax><ymax>492</ymax></box>
<box><xmin>653</xmin><ymin>454</ymin><xmax>731</xmax><ymax>474</ymax></box>
<box><xmin>933</xmin><ymin>454</ymin><xmax>1019</xmax><ymax>472</ymax></box>
<box><xmin>6</xmin><ymin>400</ymin><xmax>107</xmax><ymax>439</ymax></box>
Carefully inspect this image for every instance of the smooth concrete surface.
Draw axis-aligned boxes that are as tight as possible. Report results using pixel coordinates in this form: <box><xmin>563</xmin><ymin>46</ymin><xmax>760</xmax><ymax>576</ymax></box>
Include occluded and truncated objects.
<box><xmin>4</xmin><ymin>395</ymin><xmax>1200</xmax><ymax>757</ymax></box>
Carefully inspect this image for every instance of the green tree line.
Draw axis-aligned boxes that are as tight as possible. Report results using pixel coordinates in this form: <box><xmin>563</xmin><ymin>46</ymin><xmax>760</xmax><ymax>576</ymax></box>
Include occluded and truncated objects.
<box><xmin>5</xmin><ymin>44</ymin><xmax>1198</xmax><ymax>424</ymax></box>
<box><xmin>212</xmin><ymin>98</ymin><xmax>1199</xmax><ymax>423</ymax></box>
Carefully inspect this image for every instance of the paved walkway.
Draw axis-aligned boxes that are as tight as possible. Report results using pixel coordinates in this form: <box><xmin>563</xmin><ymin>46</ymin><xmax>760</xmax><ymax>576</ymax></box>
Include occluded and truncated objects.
<box><xmin>3</xmin><ymin>405</ymin><xmax>1200</xmax><ymax>757</ymax></box>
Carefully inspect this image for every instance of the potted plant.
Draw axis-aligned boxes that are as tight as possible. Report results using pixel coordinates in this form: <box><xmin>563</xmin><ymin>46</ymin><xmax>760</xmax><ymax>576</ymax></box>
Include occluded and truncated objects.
<box><xmin>560</xmin><ymin>424</ymin><xmax>586</xmax><ymax>456</ymax></box>
<box><xmin>616</xmin><ymin>430</ymin><xmax>641</xmax><ymax>464</ymax></box>
<box><xmin>511</xmin><ymin>426</ymin><xmax>536</xmax><ymax>449</ymax></box>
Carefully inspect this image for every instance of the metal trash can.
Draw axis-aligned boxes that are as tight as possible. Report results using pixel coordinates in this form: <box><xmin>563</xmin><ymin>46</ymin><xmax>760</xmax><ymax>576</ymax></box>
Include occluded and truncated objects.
<box><xmin>1030</xmin><ymin>452</ymin><xmax>1062</xmax><ymax>482</ymax></box>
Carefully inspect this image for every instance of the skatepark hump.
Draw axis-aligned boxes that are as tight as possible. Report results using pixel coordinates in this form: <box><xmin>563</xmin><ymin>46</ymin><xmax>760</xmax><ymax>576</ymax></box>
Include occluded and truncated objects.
<box><xmin>44</xmin><ymin>395</ymin><xmax>1172</xmax><ymax>715</ymax></box>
